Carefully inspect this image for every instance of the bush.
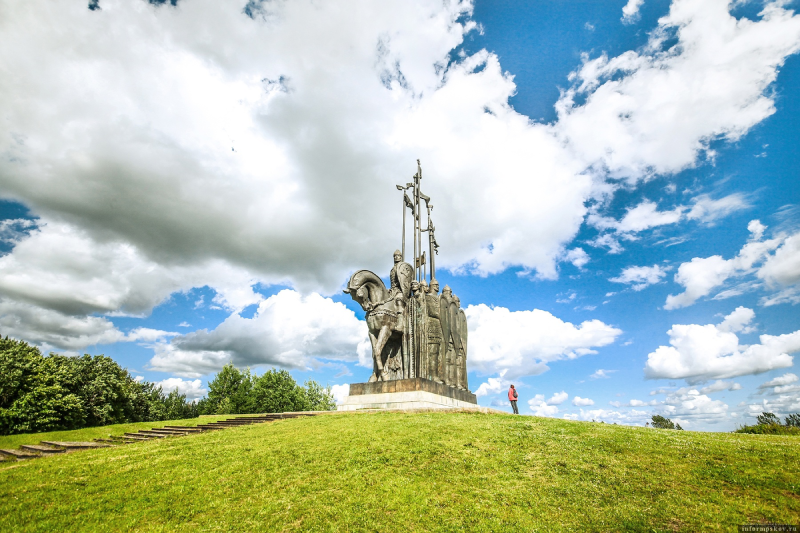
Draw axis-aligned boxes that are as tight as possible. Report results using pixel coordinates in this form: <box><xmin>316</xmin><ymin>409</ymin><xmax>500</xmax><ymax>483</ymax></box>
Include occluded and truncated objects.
<box><xmin>756</xmin><ymin>412</ymin><xmax>781</xmax><ymax>426</ymax></box>
<box><xmin>651</xmin><ymin>415</ymin><xmax>676</xmax><ymax>429</ymax></box>
<box><xmin>733</xmin><ymin>411</ymin><xmax>800</xmax><ymax>436</ymax></box>
<box><xmin>734</xmin><ymin>424</ymin><xmax>800</xmax><ymax>436</ymax></box>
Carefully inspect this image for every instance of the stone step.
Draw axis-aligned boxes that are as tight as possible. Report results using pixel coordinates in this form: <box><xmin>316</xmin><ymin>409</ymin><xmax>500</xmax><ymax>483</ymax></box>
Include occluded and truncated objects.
<box><xmin>162</xmin><ymin>426</ymin><xmax>203</xmax><ymax>432</ymax></box>
<box><xmin>40</xmin><ymin>441</ymin><xmax>111</xmax><ymax>450</ymax></box>
<box><xmin>147</xmin><ymin>428</ymin><xmax>190</xmax><ymax>434</ymax></box>
<box><xmin>0</xmin><ymin>448</ymin><xmax>40</xmax><ymax>459</ymax></box>
<box><xmin>93</xmin><ymin>438</ymin><xmax>121</xmax><ymax>444</ymax></box>
<box><xmin>136</xmin><ymin>430</ymin><xmax>175</xmax><ymax>437</ymax></box>
<box><xmin>112</xmin><ymin>435</ymin><xmax>148</xmax><ymax>442</ymax></box>
<box><xmin>125</xmin><ymin>432</ymin><xmax>165</xmax><ymax>439</ymax></box>
<box><xmin>21</xmin><ymin>444</ymin><xmax>64</xmax><ymax>454</ymax></box>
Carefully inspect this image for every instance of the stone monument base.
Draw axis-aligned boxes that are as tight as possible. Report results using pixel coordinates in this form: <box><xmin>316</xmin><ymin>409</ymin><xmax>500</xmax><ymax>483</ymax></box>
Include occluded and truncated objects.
<box><xmin>337</xmin><ymin>377</ymin><xmax>478</xmax><ymax>411</ymax></box>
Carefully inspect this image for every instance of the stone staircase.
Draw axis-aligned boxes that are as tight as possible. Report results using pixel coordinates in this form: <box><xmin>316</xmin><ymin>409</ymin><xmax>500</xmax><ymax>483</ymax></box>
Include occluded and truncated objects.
<box><xmin>0</xmin><ymin>413</ymin><xmax>318</xmax><ymax>463</ymax></box>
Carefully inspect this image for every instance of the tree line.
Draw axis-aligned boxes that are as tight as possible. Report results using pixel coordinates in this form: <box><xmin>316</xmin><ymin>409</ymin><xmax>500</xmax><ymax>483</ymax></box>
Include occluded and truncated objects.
<box><xmin>1</xmin><ymin>336</ymin><xmax>336</xmax><ymax>436</ymax></box>
<box><xmin>0</xmin><ymin>336</ymin><xmax>198</xmax><ymax>435</ymax></box>
<box><xmin>195</xmin><ymin>363</ymin><xmax>336</xmax><ymax>415</ymax></box>
<box><xmin>735</xmin><ymin>411</ymin><xmax>800</xmax><ymax>435</ymax></box>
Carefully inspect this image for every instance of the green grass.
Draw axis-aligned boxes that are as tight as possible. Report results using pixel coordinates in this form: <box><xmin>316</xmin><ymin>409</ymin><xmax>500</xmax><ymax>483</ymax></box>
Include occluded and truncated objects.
<box><xmin>1</xmin><ymin>411</ymin><xmax>799</xmax><ymax>532</ymax></box>
<box><xmin>0</xmin><ymin>415</ymin><xmax>233</xmax><ymax>449</ymax></box>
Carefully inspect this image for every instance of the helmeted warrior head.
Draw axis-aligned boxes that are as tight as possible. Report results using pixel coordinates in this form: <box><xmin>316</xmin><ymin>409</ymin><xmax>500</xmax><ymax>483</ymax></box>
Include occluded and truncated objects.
<box><xmin>393</xmin><ymin>249</ymin><xmax>402</xmax><ymax>263</ymax></box>
<box><xmin>430</xmin><ymin>278</ymin><xmax>440</xmax><ymax>294</ymax></box>
<box><xmin>442</xmin><ymin>285</ymin><xmax>452</xmax><ymax>297</ymax></box>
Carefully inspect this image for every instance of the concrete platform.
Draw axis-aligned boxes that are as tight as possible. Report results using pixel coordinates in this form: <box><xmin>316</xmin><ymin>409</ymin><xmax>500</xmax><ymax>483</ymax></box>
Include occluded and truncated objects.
<box><xmin>338</xmin><ymin>378</ymin><xmax>478</xmax><ymax>411</ymax></box>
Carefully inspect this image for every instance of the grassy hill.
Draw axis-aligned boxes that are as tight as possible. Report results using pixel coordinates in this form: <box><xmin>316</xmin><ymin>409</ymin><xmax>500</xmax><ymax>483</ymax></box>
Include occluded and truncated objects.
<box><xmin>1</xmin><ymin>410</ymin><xmax>798</xmax><ymax>532</ymax></box>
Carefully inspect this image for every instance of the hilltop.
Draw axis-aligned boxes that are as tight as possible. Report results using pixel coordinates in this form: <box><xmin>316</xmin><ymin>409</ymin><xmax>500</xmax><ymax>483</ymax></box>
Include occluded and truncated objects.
<box><xmin>1</xmin><ymin>410</ymin><xmax>798</xmax><ymax>532</ymax></box>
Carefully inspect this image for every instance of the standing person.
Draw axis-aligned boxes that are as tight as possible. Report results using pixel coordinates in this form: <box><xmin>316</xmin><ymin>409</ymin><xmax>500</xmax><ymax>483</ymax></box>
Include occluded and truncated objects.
<box><xmin>509</xmin><ymin>385</ymin><xmax>519</xmax><ymax>414</ymax></box>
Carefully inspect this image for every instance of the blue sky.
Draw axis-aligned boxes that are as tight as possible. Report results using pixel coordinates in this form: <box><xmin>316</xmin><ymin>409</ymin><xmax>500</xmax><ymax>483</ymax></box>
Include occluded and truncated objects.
<box><xmin>0</xmin><ymin>0</ymin><xmax>798</xmax><ymax>430</ymax></box>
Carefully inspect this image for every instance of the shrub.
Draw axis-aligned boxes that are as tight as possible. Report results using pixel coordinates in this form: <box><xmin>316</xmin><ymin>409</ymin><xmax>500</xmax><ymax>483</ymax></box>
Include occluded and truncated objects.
<box><xmin>734</xmin><ymin>424</ymin><xmax>800</xmax><ymax>436</ymax></box>
<box><xmin>756</xmin><ymin>412</ymin><xmax>781</xmax><ymax>426</ymax></box>
<box><xmin>651</xmin><ymin>415</ymin><xmax>676</xmax><ymax>429</ymax></box>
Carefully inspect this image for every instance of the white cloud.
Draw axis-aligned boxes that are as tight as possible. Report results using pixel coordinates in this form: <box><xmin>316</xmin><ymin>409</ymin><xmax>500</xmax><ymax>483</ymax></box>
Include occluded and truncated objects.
<box><xmin>759</xmin><ymin>372</ymin><xmax>799</xmax><ymax>388</ymax></box>
<box><xmin>547</xmin><ymin>391</ymin><xmax>569</xmax><ymax>405</ymax></box>
<box><xmin>610</xmin><ymin>264</ymin><xmax>669</xmax><ymax>291</ymax></box>
<box><xmin>572</xmin><ymin>396</ymin><xmax>594</xmax><ymax>406</ymax></box>
<box><xmin>148</xmin><ymin>290</ymin><xmax>367</xmax><ymax>377</ymax></box>
<box><xmin>154</xmin><ymin>378</ymin><xmax>207</xmax><ymax>402</ymax></box>
<box><xmin>685</xmin><ymin>193</ymin><xmax>751</xmax><ymax>224</ymax></box>
<box><xmin>556</xmin><ymin>0</ymin><xmax>800</xmax><ymax>181</ymax></box>
<box><xmin>717</xmin><ymin>306</ymin><xmax>756</xmax><ymax>333</ymax></box>
<box><xmin>331</xmin><ymin>384</ymin><xmax>350</xmax><ymax>405</ymax></box>
<box><xmin>698</xmin><ymin>380</ymin><xmax>741</xmax><ymax>394</ymax></box>
<box><xmin>563</xmin><ymin>248</ymin><xmax>590</xmax><ymax>269</ymax></box>
<box><xmin>528</xmin><ymin>394</ymin><xmax>559</xmax><ymax>417</ymax></box>
<box><xmin>590</xmin><ymin>369</ymin><xmax>615</xmax><ymax>379</ymax></box>
<box><xmin>589</xmin><ymin>201</ymin><xmax>683</xmax><ymax>233</ymax></box>
<box><xmin>665</xmin><ymin>220</ymin><xmax>783</xmax><ymax>309</ymax></box>
<box><xmin>576</xmin><ymin>408</ymin><xmax>650</xmax><ymax>425</ymax></box>
<box><xmin>644</xmin><ymin>307</ymin><xmax>799</xmax><ymax>382</ymax></box>
<box><xmin>661</xmin><ymin>389</ymin><xmax>729</xmax><ymax>425</ymax></box>
<box><xmin>622</xmin><ymin>0</ymin><xmax>645</xmax><ymax>24</ymax></box>
<box><xmin>758</xmin><ymin>232</ymin><xmax>800</xmax><ymax>286</ymax></box>
<box><xmin>465</xmin><ymin>304</ymin><xmax>622</xmax><ymax>380</ymax></box>
<box><xmin>0</xmin><ymin>219</ymin><xmax>263</xmax><ymax>317</ymax></box>
<box><xmin>474</xmin><ymin>375</ymin><xmax>509</xmax><ymax>397</ymax></box>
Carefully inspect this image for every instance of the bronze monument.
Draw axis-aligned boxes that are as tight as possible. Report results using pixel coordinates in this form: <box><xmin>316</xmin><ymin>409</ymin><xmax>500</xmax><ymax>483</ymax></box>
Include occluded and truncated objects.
<box><xmin>340</xmin><ymin>161</ymin><xmax>476</xmax><ymax>409</ymax></box>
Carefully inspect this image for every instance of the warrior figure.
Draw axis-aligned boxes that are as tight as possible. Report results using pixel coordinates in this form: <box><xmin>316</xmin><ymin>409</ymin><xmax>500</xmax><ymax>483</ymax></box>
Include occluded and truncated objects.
<box><xmin>439</xmin><ymin>285</ymin><xmax>455</xmax><ymax>387</ymax></box>
<box><xmin>453</xmin><ymin>296</ymin><xmax>467</xmax><ymax>390</ymax></box>
<box><xmin>425</xmin><ymin>279</ymin><xmax>443</xmax><ymax>383</ymax></box>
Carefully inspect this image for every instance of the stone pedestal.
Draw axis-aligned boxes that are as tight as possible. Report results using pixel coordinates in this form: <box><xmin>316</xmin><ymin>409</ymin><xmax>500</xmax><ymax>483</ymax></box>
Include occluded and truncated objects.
<box><xmin>337</xmin><ymin>378</ymin><xmax>477</xmax><ymax>411</ymax></box>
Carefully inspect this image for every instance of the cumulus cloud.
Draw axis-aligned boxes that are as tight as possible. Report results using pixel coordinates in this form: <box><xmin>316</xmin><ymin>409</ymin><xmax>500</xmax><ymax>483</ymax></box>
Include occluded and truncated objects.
<box><xmin>665</xmin><ymin>221</ymin><xmax>784</xmax><ymax>309</ymax></box>
<box><xmin>622</xmin><ymin>0</ymin><xmax>645</xmax><ymax>24</ymax></box>
<box><xmin>644</xmin><ymin>307</ymin><xmax>799</xmax><ymax>382</ymax></box>
<box><xmin>590</xmin><ymin>369</ymin><xmax>615</xmax><ymax>379</ymax></box>
<box><xmin>154</xmin><ymin>378</ymin><xmax>208</xmax><ymax>402</ymax></box>
<box><xmin>474</xmin><ymin>375</ymin><xmax>509</xmax><ymax>397</ymax></box>
<box><xmin>547</xmin><ymin>391</ymin><xmax>569</xmax><ymax>405</ymax></box>
<box><xmin>148</xmin><ymin>290</ymin><xmax>368</xmax><ymax>377</ymax></box>
<box><xmin>759</xmin><ymin>372</ymin><xmax>799</xmax><ymax>389</ymax></box>
<box><xmin>661</xmin><ymin>389</ymin><xmax>729</xmax><ymax>425</ymax></box>
<box><xmin>576</xmin><ymin>408</ymin><xmax>650</xmax><ymax>425</ymax></box>
<box><xmin>572</xmin><ymin>396</ymin><xmax>594</xmax><ymax>406</ymax></box>
<box><xmin>556</xmin><ymin>0</ymin><xmax>800</xmax><ymax>181</ymax></box>
<box><xmin>0</xmin><ymin>297</ymin><xmax>175</xmax><ymax>352</ymax></box>
<box><xmin>528</xmin><ymin>394</ymin><xmax>560</xmax><ymax>417</ymax></box>
<box><xmin>466</xmin><ymin>304</ymin><xmax>622</xmax><ymax>380</ymax></box>
<box><xmin>331</xmin><ymin>384</ymin><xmax>350</xmax><ymax>404</ymax></box>
<box><xmin>610</xmin><ymin>264</ymin><xmax>669</xmax><ymax>291</ymax></box>
<box><xmin>758</xmin><ymin>232</ymin><xmax>800</xmax><ymax>287</ymax></box>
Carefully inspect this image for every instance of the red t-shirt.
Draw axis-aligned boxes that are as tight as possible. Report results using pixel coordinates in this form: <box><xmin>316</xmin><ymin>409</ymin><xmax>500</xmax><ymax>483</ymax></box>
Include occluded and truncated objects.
<box><xmin>508</xmin><ymin>388</ymin><xmax>518</xmax><ymax>401</ymax></box>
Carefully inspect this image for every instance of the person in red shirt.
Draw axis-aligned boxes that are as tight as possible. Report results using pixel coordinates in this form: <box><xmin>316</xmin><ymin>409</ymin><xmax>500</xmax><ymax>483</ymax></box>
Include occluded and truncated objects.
<box><xmin>508</xmin><ymin>384</ymin><xmax>519</xmax><ymax>414</ymax></box>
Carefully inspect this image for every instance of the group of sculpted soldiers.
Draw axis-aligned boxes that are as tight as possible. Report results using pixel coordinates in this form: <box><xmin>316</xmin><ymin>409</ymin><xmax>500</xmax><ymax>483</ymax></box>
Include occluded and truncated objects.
<box><xmin>387</xmin><ymin>250</ymin><xmax>468</xmax><ymax>390</ymax></box>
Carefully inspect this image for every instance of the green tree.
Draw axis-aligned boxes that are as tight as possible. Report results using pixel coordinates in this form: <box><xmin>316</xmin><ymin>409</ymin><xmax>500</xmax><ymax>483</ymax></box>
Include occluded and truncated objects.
<box><xmin>756</xmin><ymin>412</ymin><xmax>781</xmax><ymax>426</ymax></box>
<box><xmin>251</xmin><ymin>369</ymin><xmax>306</xmax><ymax>413</ymax></box>
<box><xmin>786</xmin><ymin>413</ymin><xmax>800</xmax><ymax>428</ymax></box>
<box><xmin>204</xmin><ymin>363</ymin><xmax>254</xmax><ymax>414</ymax></box>
<box><xmin>303</xmin><ymin>380</ymin><xmax>336</xmax><ymax>411</ymax></box>
<box><xmin>651</xmin><ymin>415</ymin><xmax>676</xmax><ymax>429</ymax></box>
